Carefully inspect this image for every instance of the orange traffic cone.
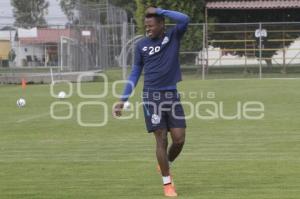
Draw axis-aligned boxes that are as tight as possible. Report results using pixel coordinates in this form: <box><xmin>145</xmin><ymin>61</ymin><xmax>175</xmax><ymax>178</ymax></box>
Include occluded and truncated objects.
<box><xmin>21</xmin><ymin>78</ymin><xmax>26</xmax><ymax>89</ymax></box>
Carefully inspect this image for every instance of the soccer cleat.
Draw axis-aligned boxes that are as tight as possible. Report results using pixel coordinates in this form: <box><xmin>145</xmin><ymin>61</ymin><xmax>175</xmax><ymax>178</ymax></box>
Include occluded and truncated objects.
<box><xmin>163</xmin><ymin>184</ymin><xmax>178</xmax><ymax>197</ymax></box>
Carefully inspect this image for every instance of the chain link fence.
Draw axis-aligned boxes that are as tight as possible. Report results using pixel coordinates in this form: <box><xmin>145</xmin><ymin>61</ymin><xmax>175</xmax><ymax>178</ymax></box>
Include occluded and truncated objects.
<box><xmin>0</xmin><ymin>1</ymin><xmax>135</xmax><ymax>83</ymax></box>
<box><xmin>1</xmin><ymin>15</ymin><xmax>300</xmax><ymax>82</ymax></box>
<box><xmin>124</xmin><ymin>22</ymin><xmax>300</xmax><ymax>80</ymax></box>
<box><xmin>200</xmin><ymin>22</ymin><xmax>300</xmax><ymax>79</ymax></box>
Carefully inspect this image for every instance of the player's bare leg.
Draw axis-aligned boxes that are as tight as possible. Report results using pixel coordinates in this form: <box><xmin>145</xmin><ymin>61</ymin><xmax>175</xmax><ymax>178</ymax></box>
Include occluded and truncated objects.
<box><xmin>154</xmin><ymin>128</ymin><xmax>169</xmax><ymax>176</ymax></box>
<box><xmin>168</xmin><ymin>128</ymin><xmax>186</xmax><ymax>163</ymax></box>
<box><xmin>154</xmin><ymin>128</ymin><xmax>177</xmax><ymax>197</ymax></box>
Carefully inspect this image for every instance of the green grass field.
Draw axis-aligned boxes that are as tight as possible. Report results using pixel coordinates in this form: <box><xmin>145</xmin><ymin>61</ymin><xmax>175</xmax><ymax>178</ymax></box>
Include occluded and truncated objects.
<box><xmin>1</xmin><ymin>74</ymin><xmax>300</xmax><ymax>199</ymax></box>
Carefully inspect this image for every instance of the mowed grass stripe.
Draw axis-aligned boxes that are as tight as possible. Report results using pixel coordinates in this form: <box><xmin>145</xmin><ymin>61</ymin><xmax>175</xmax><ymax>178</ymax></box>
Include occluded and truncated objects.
<box><xmin>0</xmin><ymin>78</ymin><xmax>300</xmax><ymax>199</ymax></box>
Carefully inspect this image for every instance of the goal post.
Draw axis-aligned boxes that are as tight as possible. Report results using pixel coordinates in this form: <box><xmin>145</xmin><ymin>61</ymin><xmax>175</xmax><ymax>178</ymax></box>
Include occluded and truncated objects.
<box><xmin>60</xmin><ymin>36</ymin><xmax>76</xmax><ymax>72</ymax></box>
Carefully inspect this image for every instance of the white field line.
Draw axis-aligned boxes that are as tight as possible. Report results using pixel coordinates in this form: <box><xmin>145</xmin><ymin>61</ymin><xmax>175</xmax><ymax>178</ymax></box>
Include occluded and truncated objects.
<box><xmin>0</xmin><ymin>159</ymin><xmax>156</xmax><ymax>163</ymax></box>
<box><xmin>263</xmin><ymin>77</ymin><xmax>300</xmax><ymax>80</ymax></box>
<box><xmin>16</xmin><ymin>107</ymin><xmax>71</xmax><ymax>123</ymax></box>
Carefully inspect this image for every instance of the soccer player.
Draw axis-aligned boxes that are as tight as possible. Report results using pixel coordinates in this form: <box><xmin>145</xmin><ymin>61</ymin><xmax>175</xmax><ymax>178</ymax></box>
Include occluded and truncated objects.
<box><xmin>113</xmin><ymin>6</ymin><xmax>189</xmax><ymax>197</ymax></box>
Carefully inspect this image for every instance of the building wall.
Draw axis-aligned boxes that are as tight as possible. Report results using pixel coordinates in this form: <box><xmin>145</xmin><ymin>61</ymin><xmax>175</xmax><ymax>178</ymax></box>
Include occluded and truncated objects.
<box><xmin>0</xmin><ymin>40</ymin><xmax>11</xmax><ymax>60</ymax></box>
<box><xmin>14</xmin><ymin>43</ymin><xmax>45</xmax><ymax>67</ymax></box>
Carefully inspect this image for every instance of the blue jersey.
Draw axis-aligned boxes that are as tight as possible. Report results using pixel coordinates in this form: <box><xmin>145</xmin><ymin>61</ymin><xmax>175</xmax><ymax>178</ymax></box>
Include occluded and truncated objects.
<box><xmin>121</xmin><ymin>9</ymin><xmax>189</xmax><ymax>101</ymax></box>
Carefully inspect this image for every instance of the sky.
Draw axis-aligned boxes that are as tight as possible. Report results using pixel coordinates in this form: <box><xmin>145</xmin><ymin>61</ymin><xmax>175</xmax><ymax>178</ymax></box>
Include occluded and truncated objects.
<box><xmin>0</xmin><ymin>0</ymin><xmax>68</xmax><ymax>26</ymax></box>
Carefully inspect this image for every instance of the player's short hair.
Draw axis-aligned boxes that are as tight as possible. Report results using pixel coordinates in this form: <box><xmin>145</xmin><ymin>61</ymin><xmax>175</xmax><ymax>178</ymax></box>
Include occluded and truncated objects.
<box><xmin>145</xmin><ymin>13</ymin><xmax>165</xmax><ymax>23</ymax></box>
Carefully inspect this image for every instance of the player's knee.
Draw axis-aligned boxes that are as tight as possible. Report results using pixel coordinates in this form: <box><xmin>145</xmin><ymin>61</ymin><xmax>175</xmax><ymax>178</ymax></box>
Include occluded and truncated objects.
<box><xmin>154</xmin><ymin>131</ymin><xmax>168</xmax><ymax>148</ymax></box>
<box><xmin>171</xmin><ymin>129</ymin><xmax>185</xmax><ymax>146</ymax></box>
<box><xmin>156</xmin><ymin>137</ymin><xmax>168</xmax><ymax>149</ymax></box>
<box><xmin>173</xmin><ymin>136</ymin><xmax>185</xmax><ymax>146</ymax></box>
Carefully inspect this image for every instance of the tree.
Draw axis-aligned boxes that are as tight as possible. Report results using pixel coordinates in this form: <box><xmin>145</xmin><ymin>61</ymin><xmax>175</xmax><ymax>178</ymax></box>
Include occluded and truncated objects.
<box><xmin>11</xmin><ymin>0</ymin><xmax>49</xmax><ymax>28</ymax></box>
<box><xmin>59</xmin><ymin>0</ymin><xmax>77</xmax><ymax>24</ymax></box>
<box><xmin>60</xmin><ymin>0</ymin><xmax>135</xmax><ymax>24</ymax></box>
<box><xmin>134</xmin><ymin>0</ymin><xmax>146</xmax><ymax>34</ymax></box>
<box><xmin>59</xmin><ymin>0</ymin><xmax>205</xmax><ymax>63</ymax></box>
<box><xmin>109</xmin><ymin>0</ymin><xmax>136</xmax><ymax>21</ymax></box>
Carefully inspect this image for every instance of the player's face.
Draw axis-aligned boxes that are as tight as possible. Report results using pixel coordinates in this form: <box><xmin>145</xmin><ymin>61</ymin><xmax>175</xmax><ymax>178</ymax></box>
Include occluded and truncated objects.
<box><xmin>144</xmin><ymin>17</ymin><xmax>164</xmax><ymax>39</ymax></box>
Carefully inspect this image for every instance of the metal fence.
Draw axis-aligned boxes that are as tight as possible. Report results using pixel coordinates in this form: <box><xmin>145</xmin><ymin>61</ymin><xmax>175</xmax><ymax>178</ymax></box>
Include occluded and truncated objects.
<box><xmin>123</xmin><ymin>22</ymin><xmax>300</xmax><ymax>80</ymax></box>
<box><xmin>201</xmin><ymin>22</ymin><xmax>300</xmax><ymax>79</ymax></box>
<box><xmin>1</xmin><ymin>20</ymin><xmax>300</xmax><ymax>80</ymax></box>
<box><xmin>0</xmin><ymin>0</ymin><xmax>134</xmax><ymax>77</ymax></box>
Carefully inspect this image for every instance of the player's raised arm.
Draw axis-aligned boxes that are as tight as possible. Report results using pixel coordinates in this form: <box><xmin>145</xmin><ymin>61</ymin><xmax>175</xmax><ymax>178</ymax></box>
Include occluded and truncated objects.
<box><xmin>146</xmin><ymin>7</ymin><xmax>190</xmax><ymax>34</ymax></box>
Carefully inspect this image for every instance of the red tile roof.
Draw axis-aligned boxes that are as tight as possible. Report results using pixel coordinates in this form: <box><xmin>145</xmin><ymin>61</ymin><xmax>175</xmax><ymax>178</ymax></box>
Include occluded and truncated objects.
<box><xmin>206</xmin><ymin>0</ymin><xmax>300</xmax><ymax>10</ymax></box>
<box><xmin>19</xmin><ymin>28</ymin><xmax>73</xmax><ymax>44</ymax></box>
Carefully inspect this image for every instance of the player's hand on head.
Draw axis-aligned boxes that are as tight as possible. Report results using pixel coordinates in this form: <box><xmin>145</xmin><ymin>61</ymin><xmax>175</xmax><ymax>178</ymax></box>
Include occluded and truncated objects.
<box><xmin>146</xmin><ymin>7</ymin><xmax>157</xmax><ymax>15</ymax></box>
<box><xmin>112</xmin><ymin>101</ymin><xmax>124</xmax><ymax>117</ymax></box>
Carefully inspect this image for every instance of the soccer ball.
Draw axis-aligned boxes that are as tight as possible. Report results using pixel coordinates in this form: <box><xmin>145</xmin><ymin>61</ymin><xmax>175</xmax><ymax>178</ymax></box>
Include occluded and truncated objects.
<box><xmin>17</xmin><ymin>98</ymin><xmax>26</xmax><ymax>108</ymax></box>
<box><xmin>58</xmin><ymin>91</ymin><xmax>66</xmax><ymax>99</ymax></box>
<box><xmin>123</xmin><ymin>101</ymin><xmax>131</xmax><ymax>110</ymax></box>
